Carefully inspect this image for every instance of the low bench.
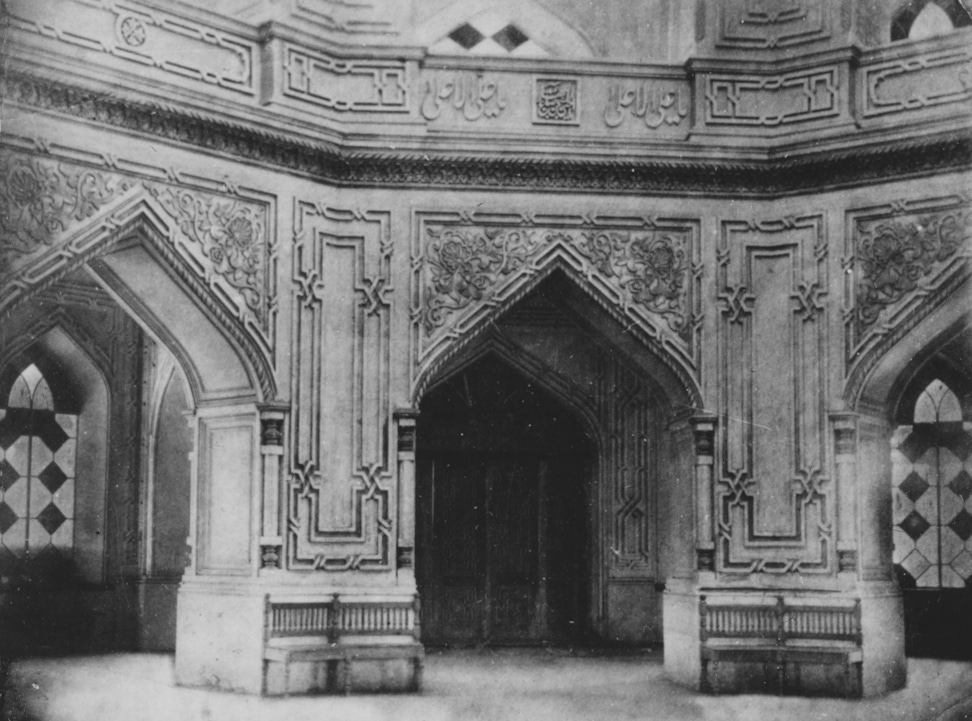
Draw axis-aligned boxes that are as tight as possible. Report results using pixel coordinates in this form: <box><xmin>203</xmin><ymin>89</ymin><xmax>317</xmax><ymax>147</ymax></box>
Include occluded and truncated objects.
<box><xmin>699</xmin><ymin>595</ymin><xmax>862</xmax><ymax>697</ymax></box>
<box><xmin>262</xmin><ymin>594</ymin><xmax>424</xmax><ymax>695</ymax></box>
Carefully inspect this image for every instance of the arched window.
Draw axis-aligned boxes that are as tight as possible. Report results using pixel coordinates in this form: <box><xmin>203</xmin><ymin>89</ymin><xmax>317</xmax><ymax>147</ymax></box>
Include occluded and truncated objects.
<box><xmin>0</xmin><ymin>364</ymin><xmax>79</xmax><ymax>570</ymax></box>
<box><xmin>892</xmin><ymin>379</ymin><xmax>972</xmax><ymax>589</ymax></box>
<box><xmin>891</xmin><ymin>0</ymin><xmax>972</xmax><ymax>41</ymax></box>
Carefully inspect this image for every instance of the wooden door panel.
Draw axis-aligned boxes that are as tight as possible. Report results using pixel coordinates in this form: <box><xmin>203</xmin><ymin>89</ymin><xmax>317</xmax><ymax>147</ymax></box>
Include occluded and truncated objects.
<box><xmin>419</xmin><ymin>454</ymin><xmax>587</xmax><ymax>645</ymax></box>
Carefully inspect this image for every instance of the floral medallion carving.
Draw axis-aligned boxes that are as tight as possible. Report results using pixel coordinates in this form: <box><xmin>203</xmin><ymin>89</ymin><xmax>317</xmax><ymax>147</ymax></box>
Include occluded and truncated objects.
<box><xmin>0</xmin><ymin>151</ymin><xmax>274</xmax><ymax>376</ymax></box>
<box><xmin>421</xmin><ymin>224</ymin><xmax>691</xmax><ymax>340</ymax></box>
<box><xmin>855</xmin><ymin>207</ymin><xmax>970</xmax><ymax>334</ymax></box>
<box><xmin>421</xmin><ymin>227</ymin><xmax>543</xmax><ymax>333</ymax></box>
<box><xmin>0</xmin><ymin>155</ymin><xmax>135</xmax><ymax>272</ymax></box>
<box><xmin>147</xmin><ymin>186</ymin><xmax>268</xmax><ymax>319</ymax></box>
<box><xmin>575</xmin><ymin>230</ymin><xmax>689</xmax><ymax>333</ymax></box>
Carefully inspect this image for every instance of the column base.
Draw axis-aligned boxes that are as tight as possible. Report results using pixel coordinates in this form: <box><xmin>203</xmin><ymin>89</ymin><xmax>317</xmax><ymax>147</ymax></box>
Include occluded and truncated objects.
<box><xmin>174</xmin><ymin>581</ymin><xmax>265</xmax><ymax>694</ymax></box>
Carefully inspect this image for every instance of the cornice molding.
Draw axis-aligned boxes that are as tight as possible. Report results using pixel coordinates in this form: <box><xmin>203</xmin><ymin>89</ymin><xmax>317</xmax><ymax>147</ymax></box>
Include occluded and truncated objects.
<box><xmin>3</xmin><ymin>72</ymin><xmax>970</xmax><ymax>197</ymax></box>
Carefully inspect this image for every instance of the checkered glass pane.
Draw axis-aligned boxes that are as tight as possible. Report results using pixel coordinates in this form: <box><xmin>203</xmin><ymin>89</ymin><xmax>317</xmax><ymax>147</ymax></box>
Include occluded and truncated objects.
<box><xmin>1</xmin><ymin>365</ymin><xmax>78</xmax><ymax>567</ymax></box>
<box><xmin>893</xmin><ymin>380</ymin><xmax>972</xmax><ymax>588</ymax></box>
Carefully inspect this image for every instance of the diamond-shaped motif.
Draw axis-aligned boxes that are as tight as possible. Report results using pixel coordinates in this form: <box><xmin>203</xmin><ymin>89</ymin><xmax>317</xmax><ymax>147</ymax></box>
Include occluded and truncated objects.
<box><xmin>948</xmin><ymin>509</ymin><xmax>972</xmax><ymax>541</ymax></box>
<box><xmin>900</xmin><ymin>549</ymin><xmax>932</xmax><ymax>583</ymax></box>
<box><xmin>951</xmin><ymin>550</ymin><xmax>972</xmax><ymax>581</ymax></box>
<box><xmin>492</xmin><ymin>24</ymin><xmax>528</xmax><ymax>51</ymax></box>
<box><xmin>0</xmin><ymin>409</ymin><xmax>28</xmax><ymax>450</ymax></box>
<box><xmin>0</xmin><ymin>502</ymin><xmax>18</xmax><ymax>534</ymax></box>
<box><xmin>898</xmin><ymin>427</ymin><xmax>933</xmax><ymax>463</ymax></box>
<box><xmin>948</xmin><ymin>470</ymin><xmax>972</xmax><ymax>501</ymax></box>
<box><xmin>36</xmin><ymin>502</ymin><xmax>66</xmax><ymax>535</ymax></box>
<box><xmin>940</xmin><ymin>426</ymin><xmax>972</xmax><ymax>461</ymax></box>
<box><xmin>899</xmin><ymin>510</ymin><xmax>931</xmax><ymax>541</ymax></box>
<box><xmin>38</xmin><ymin>462</ymin><xmax>67</xmax><ymax>494</ymax></box>
<box><xmin>899</xmin><ymin>471</ymin><xmax>931</xmax><ymax>502</ymax></box>
<box><xmin>449</xmin><ymin>23</ymin><xmax>484</xmax><ymax>49</ymax></box>
<box><xmin>0</xmin><ymin>458</ymin><xmax>21</xmax><ymax>492</ymax></box>
<box><xmin>34</xmin><ymin>412</ymin><xmax>68</xmax><ymax>453</ymax></box>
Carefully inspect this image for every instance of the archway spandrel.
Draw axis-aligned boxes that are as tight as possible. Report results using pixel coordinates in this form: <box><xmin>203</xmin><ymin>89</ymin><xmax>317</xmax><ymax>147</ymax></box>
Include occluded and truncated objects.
<box><xmin>844</xmin><ymin>194</ymin><xmax>972</xmax><ymax>408</ymax></box>
<box><xmin>0</xmin><ymin>151</ymin><xmax>277</xmax><ymax>399</ymax></box>
<box><xmin>0</xmin><ymin>151</ymin><xmax>276</xmax><ymax>359</ymax></box>
<box><xmin>410</xmin><ymin>210</ymin><xmax>702</xmax><ymax>401</ymax></box>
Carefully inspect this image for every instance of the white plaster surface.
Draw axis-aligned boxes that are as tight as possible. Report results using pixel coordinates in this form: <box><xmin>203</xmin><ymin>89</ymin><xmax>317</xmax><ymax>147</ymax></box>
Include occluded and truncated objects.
<box><xmin>4</xmin><ymin>649</ymin><xmax>972</xmax><ymax>721</ymax></box>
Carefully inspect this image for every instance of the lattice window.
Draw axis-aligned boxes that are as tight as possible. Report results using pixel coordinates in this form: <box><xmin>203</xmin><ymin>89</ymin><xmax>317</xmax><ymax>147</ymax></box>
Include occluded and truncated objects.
<box><xmin>0</xmin><ymin>364</ymin><xmax>79</xmax><ymax>571</ymax></box>
<box><xmin>892</xmin><ymin>380</ymin><xmax>972</xmax><ymax>588</ymax></box>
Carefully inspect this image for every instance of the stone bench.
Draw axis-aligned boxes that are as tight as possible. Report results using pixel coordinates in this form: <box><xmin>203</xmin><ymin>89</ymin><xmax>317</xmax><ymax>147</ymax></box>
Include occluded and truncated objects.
<box><xmin>699</xmin><ymin>595</ymin><xmax>862</xmax><ymax>697</ymax></box>
<box><xmin>262</xmin><ymin>594</ymin><xmax>424</xmax><ymax>695</ymax></box>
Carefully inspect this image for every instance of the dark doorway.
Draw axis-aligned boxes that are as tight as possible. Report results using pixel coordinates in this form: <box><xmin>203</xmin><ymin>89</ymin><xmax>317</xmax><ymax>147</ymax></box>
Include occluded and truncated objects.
<box><xmin>417</xmin><ymin>356</ymin><xmax>593</xmax><ymax>646</ymax></box>
<box><xmin>892</xmin><ymin>377</ymin><xmax>972</xmax><ymax>659</ymax></box>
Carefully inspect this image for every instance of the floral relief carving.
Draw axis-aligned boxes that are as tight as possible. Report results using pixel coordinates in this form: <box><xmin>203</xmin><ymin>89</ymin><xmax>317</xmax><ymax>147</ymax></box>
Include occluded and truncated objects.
<box><xmin>147</xmin><ymin>185</ymin><xmax>267</xmax><ymax>317</ymax></box>
<box><xmin>855</xmin><ymin>209</ymin><xmax>970</xmax><ymax>332</ymax></box>
<box><xmin>421</xmin><ymin>225</ymin><xmax>690</xmax><ymax>338</ymax></box>
<box><xmin>421</xmin><ymin>226</ymin><xmax>542</xmax><ymax>332</ymax></box>
<box><xmin>0</xmin><ymin>155</ymin><xmax>135</xmax><ymax>272</ymax></box>
<box><xmin>575</xmin><ymin>230</ymin><xmax>689</xmax><ymax>335</ymax></box>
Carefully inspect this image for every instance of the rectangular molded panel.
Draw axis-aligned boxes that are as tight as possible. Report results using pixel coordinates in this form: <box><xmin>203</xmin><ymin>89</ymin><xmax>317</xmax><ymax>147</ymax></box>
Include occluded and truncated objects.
<box><xmin>197</xmin><ymin>416</ymin><xmax>254</xmax><ymax>574</ymax></box>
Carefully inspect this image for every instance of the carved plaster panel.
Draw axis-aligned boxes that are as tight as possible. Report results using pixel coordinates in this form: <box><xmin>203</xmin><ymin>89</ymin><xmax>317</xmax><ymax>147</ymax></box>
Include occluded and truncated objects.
<box><xmin>862</xmin><ymin>46</ymin><xmax>972</xmax><ymax>118</ymax></box>
<box><xmin>287</xmin><ymin>202</ymin><xmax>394</xmax><ymax>571</ymax></box>
<box><xmin>705</xmin><ymin>67</ymin><xmax>840</xmax><ymax>127</ymax></box>
<box><xmin>716</xmin><ymin>0</ymin><xmax>832</xmax><ymax>50</ymax></box>
<box><xmin>7</xmin><ymin>0</ymin><xmax>254</xmax><ymax>94</ymax></box>
<box><xmin>283</xmin><ymin>46</ymin><xmax>409</xmax><ymax>113</ymax></box>
<box><xmin>716</xmin><ymin>215</ymin><xmax>833</xmax><ymax>574</ymax></box>
<box><xmin>409</xmin><ymin>211</ymin><xmax>702</xmax><ymax>401</ymax></box>
<box><xmin>0</xmin><ymin>146</ymin><xmax>276</xmax><ymax>397</ymax></box>
<box><xmin>843</xmin><ymin>195</ymin><xmax>972</xmax><ymax>384</ymax></box>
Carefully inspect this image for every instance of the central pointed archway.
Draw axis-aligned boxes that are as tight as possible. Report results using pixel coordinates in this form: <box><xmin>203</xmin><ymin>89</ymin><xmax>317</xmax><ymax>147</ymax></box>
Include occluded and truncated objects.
<box><xmin>413</xmin><ymin>274</ymin><xmax>699</xmax><ymax>647</ymax></box>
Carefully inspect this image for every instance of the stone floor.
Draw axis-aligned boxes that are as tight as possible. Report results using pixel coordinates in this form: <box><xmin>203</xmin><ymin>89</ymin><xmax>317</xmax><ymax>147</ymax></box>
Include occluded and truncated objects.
<box><xmin>2</xmin><ymin>648</ymin><xmax>971</xmax><ymax>721</ymax></box>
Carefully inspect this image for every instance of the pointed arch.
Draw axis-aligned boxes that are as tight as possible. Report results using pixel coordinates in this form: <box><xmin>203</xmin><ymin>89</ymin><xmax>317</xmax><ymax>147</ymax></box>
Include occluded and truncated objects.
<box><xmin>891</xmin><ymin>0</ymin><xmax>972</xmax><ymax>41</ymax></box>
<box><xmin>413</xmin><ymin>261</ymin><xmax>702</xmax><ymax>414</ymax></box>
<box><xmin>2</xmin><ymin>192</ymin><xmax>275</xmax><ymax>402</ymax></box>
<box><xmin>0</xmin><ymin>324</ymin><xmax>110</xmax><ymax>584</ymax></box>
<box><xmin>848</xmin><ymin>274</ymin><xmax>971</xmax><ymax>417</ymax></box>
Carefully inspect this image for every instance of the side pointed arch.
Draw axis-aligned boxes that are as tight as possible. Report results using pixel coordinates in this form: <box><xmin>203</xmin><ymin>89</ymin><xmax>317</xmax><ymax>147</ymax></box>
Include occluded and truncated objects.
<box><xmin>1</xmin><ymin>189</ymin><xmax>275</xmax><ymax>402</ymax></box>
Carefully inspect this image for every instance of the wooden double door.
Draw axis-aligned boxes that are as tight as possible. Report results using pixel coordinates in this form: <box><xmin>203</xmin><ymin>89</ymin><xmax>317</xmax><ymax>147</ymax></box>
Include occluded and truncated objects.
<box><xmin>417</xmin><ymin>452</ymin><xmax>589</xmax><ymax>645</ymax></box>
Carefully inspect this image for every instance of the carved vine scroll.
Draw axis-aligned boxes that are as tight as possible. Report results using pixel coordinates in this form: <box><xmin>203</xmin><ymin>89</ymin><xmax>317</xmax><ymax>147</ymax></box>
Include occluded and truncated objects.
<box><xmin>410</xmin><ymin>211</ymin><xmax>702</xmax><ymax>402</ymax></box>
<box><xmin>0</xmin><ymin>146</ymin><xmax>276</xmax><ymax>397</ymax></box>
<box><xmin>844</xmin><ymin>196</ymin><xmax>972</xmax><ymax>374</ymax></box>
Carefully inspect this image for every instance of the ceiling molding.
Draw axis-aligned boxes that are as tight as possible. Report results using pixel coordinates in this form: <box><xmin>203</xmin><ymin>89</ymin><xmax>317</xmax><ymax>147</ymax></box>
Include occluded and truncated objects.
<box><xmin>4</xmin><ymin>71</ymin><xmax>970</xmax><ymax>197</ymax></box>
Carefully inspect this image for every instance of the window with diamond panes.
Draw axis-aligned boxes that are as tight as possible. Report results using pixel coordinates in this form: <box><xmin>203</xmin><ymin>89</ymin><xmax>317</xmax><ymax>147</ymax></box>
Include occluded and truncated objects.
<box><xmin>0</xmin><ymin>364</ymin><xmax>78</xmax><ymax>571</ymax></box>
<box><xmin>892</xmin><ymin>379</ymin><xmax>972</xmax><ymax>588</ymax></box>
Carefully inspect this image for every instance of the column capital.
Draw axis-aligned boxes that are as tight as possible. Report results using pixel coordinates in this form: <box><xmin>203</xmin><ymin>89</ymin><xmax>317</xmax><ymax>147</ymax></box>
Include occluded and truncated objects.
<box><xmin>829</xmin><ymin>411</ymin><xmax>858</xmax><ymax>456</ymax></box>
<box><xmin>257</xmin><ymin>400</ymin><xmax>291</xmax><ymax>418</ymax></box>
<box><xmin>690</xmin><ymin>412</ymin><xmax>718</xmax><ymax>457</ymax></box>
